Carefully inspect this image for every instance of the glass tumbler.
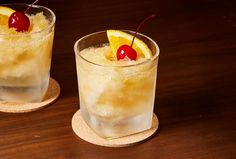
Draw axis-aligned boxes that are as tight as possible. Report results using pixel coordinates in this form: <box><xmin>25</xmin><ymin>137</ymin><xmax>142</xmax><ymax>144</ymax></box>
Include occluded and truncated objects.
<box><xmin>0</xmin><ymin>4</ymin><xmax>56</xmax><ymax>102</ymax></box>
<box><xmin>74</xmin><ymin>31</ymin><xmax>159</xmax><ymax>138</ymax></box>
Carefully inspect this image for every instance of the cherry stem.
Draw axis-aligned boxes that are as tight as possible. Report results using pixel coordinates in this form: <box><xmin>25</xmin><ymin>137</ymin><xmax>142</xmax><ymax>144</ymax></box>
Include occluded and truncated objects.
<box><xmin>25</xmin><ymin>0</ymin><xmax>41</xmax><ymax>13</ymax></box>
<box><xmin>130</xmin><ymin>14</ymin><xmax>156</xmax><ymax>48</ymax></box>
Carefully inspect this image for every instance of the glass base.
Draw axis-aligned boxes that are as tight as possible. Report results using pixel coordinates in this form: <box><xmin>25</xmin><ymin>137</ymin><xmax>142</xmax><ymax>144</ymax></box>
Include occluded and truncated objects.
<box><xmin>80</xmin><ymin>106</ymin><xmax>153</xmax><ymax>139</ymax></box>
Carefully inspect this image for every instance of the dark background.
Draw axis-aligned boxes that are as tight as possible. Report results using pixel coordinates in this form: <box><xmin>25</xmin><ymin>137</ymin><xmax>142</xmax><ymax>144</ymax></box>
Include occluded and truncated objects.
<box><xmin>0</xmin><ymin>0</ymin><xmax>236</xmax><ymax>158</ymax></box>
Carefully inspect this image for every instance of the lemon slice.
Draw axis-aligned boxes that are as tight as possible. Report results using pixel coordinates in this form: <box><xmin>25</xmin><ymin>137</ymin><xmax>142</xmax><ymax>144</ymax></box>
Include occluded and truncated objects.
<box><xmin>107</xmin><ymin>30</ymin><xmax>153</xmax><ymax>59</ymax></box>
<box><xmin>0</xmin><ymin>6</ymin><xmax>15</xmax><ymax>16</ymax></box>
<box><xmin>0</xmin><ymin>6</ymin><xmax>15</xmax><ymax>25</ymax></box>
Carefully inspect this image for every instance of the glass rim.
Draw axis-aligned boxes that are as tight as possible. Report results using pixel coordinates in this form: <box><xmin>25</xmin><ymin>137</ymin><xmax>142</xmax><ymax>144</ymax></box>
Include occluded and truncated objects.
<box><xmin>74</xmin><ymin>30</ymin><xmax>160</xmax><ymax>68</ymax></box>
<box><xmin>0</xmin><ymin>3</ymin><xmax>56</xmax><ymax>36</ymax></box>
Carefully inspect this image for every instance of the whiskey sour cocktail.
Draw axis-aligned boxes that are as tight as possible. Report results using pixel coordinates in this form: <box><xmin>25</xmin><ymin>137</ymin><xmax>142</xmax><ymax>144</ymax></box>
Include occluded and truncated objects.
<box><xmin>0</xmin><ymin>4</ymin><xmax>55</xmax><ymax>102</ymax></box>
<box><xmin>74</xmin><ymin>29</ymin><xmax>159</xmax><ymax>138</ymax></box>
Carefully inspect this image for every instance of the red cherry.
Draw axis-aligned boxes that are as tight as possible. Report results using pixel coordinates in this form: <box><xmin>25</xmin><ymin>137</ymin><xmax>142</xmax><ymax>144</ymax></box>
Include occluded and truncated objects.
<box><xmin>8</xmin><ymin>11</ymin><xmax>30</xmax><ymax>32</ymax></box>
<box><xmin>117</xmin><ymin>45</ymin><xmax>137</xmax><ymax>60</ymax></box>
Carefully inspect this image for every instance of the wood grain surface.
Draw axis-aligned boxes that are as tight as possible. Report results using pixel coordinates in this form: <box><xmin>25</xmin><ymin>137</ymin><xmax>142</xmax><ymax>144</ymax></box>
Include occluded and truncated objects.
<box><xmin>0</xmin><ymin>0</ymin><xmax>236</xmax><ymax>158</ymax></box>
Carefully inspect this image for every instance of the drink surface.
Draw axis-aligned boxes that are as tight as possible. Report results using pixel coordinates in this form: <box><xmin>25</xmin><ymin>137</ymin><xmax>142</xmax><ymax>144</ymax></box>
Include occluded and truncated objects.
<box><xmin>76</xmin><ymin>44</ymin><xmax>157</xmax><ymax>138</ymax></box>
<box><xmin>80</xmin><ymin>44</ymin><xmax>148</xmax><ymax>66</ymax></box>
<box><xmin>0</xmin><ymin>11</ymin><xmax>54</xmax><ymax>102</ymax></box>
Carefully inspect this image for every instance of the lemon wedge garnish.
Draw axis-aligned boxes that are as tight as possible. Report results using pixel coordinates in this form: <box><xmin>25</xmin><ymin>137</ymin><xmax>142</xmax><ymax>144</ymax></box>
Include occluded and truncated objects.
<box><xmin>0</xmin><ymin>6</ymin><xmax>15</xmax><ymax>25</ymax></box>
<box><xmin>0</xmin><ymin>6</ymin><xmax>15</xmax><ymax>16</ymax></box>
<box><xmin>107</xmin><ymin>30</ymin><xmax>153</xmax><ymax>59</ymax></box>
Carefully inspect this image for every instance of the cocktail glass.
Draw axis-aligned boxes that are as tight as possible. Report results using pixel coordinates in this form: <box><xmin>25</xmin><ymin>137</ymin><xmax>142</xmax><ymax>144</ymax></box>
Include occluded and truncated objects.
<box><xmin>0</xmin><ymin>4</ymin><xmax>56</xmax><ymax>102</ymax></box>
<box><xmin>74</xmin><ymin>30</ymin><xmax>159</xmax><ymax>138</ymax></box>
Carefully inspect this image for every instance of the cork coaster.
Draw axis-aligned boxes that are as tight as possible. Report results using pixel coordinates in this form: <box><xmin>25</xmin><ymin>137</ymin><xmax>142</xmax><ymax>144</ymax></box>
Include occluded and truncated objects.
<box><xmin>0</xmin><ymin>78</ymin><xmax>60</xmax><ymax>113</ymax></box>
<box><xmin>72</xmin><ymin>110</ymin><xmax>159</xmax><ymax>147</ymax></box>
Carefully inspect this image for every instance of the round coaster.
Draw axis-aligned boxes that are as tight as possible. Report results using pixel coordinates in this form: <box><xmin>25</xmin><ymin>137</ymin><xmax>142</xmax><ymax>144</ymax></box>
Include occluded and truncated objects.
<box><xmin>0</xmin><ymin>78</ymin><xmax>60</xmax><ymax>113</ymax></box>
<box><xmin>72</xmin><ymin>110</ymin><xmax>159</xmax><ymax>147</ymax></box>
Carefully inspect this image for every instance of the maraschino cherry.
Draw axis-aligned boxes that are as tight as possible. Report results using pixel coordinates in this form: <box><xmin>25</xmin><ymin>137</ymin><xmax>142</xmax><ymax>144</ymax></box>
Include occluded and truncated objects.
<box><xmin>8</xmin><ymin>12</ymin><xmax>30</xmax><ymax>32</ymax></box>
<box><xmin>117</xmin><ymin>45</ymin><xmax>137</xmax><ymax>60</ymax></box>
<box><xmin>8</xmin><ymin>0</ymin><xmax>40</xmax><ymax>32</ymax></box>
<box><xmin>117</xmin><ymin>14</ymin><xmax>156</xmax><ymax>61</ymax></box>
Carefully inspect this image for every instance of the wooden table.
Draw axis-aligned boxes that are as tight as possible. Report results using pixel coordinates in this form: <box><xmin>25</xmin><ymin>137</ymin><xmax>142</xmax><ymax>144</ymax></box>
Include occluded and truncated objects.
<box><xmin>1</xmin><ymin>0</ymin><xmax>236</xmax><ymax>158</ymax></box>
